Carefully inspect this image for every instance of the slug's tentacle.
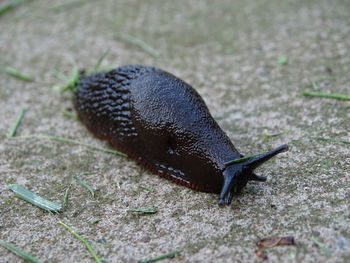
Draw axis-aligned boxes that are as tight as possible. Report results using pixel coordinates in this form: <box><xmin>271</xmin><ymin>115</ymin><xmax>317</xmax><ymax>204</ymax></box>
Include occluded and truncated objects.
<box><xmin>244</xmin><ymin>144</ymin><xmax>289</xmax><ymax>171</ymax></box>
<box><xmin>249</xmin><ymin>173</ymin><xmax>267</xmax><ymax>182</ymax></box>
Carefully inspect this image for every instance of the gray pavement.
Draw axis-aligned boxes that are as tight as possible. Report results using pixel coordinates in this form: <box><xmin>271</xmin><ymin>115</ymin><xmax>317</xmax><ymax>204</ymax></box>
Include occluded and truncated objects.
<box><xmin>0</xmin><ymin>0</ymin><xmax>349</xmax><ymax>262</ymax></box>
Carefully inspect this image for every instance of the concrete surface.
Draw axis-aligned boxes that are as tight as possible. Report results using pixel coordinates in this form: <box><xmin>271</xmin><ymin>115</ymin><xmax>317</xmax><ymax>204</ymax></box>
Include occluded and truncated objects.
<box><xmin>0</xmin><ymin>0</ymin><xmax>349</xmax><ymax>262</ymax></box>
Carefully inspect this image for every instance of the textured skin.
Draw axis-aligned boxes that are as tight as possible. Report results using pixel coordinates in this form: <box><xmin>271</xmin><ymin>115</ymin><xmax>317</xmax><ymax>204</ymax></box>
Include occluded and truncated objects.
<box><xmin>74</xmin><ymin>65</ymin><xmax>243</xmax><ymax>194</ymax></box>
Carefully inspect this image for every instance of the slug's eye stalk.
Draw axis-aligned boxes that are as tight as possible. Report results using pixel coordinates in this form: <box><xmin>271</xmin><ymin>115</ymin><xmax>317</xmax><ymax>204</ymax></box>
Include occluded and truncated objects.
<box><xmin>219</xmin><ymin>144</ymin><xmax>289</xmax><ymax>206</ymax></box>
<box><xmin>244</xmin><ymin>144</ymin><xmax>289</xmax><ymax>171</ymax></box>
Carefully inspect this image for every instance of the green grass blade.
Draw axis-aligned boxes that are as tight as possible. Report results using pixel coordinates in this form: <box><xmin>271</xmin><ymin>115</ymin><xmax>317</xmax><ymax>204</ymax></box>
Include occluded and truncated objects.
<box><xmin>51</xmin><ymin>70</ymin><xmax>69</xmax><ymax>82</ymax></box>
<box><xmin>80</xmin><ymin>171</ymin><xmax>97</xmax><ymax>176</ymax></box>
<box><xmin>277</xmin><ymin>56</ymin><xmax>287</xmax><ymax>65</ymax></box>
<box><xmin>62</xmin><ymin>110</ymin><xmax>78</xmax><ymax>120</ymax></box>
<box><xmin>73</xmin><ymin>176</ymin><xmax>95</xmax><ymax>198</ymax></box>
<box><xmin>301</xmin><ymin>91</ymin><xmax>350</xmax><ymax>101</ymax></box>
<box><xmin>126</xmin><ymin>208</ymin><xmax>158</xmax><ymax>214</ymax></box>
<box><xmin>60</xmin><ymin>68</ymin><xmax>79</xmax><ymax>93</ymax></box>
<box><xmin>310</xmin><ymin>237</ymin><xmax>332</xmax><ymax>256</ymax></box>
<box><xmin>91</xmin><ymin>218</ymin><xmax>101</xmax><ymax>224</ymax></box>
<box><xmin>261</xmin><ymin>130</ymin><xmax>289</xmax><ymax>140</ymax></box>
<box><xmin>8</xmin><ymin>184</ymin><xmax>62</xmax><ymax>213</ymax></box>
<box><xmin>311</xmin><ymin>76</ymin><xmax>336</xmax><ymax>90</ymax></box>
<box><xmin>120</xmin><ymin>34</ymin><xmax>160</xmax><ymax>58</ymax></box>
<box><xmin>50</xmin><ymin>0</ymin><xmax>91</xmax><ymax>13</ymax></box>
<box><xmin>0</xmin><ymin>66</ymin><xmax>34</xmax><ymax>81</ymax></box>
<box><xmin>59</xmin><ymin>221</ymin><xmax>102</xmax><ymax>263</ymax></box>
<box><xmin>16</xmin><ymin>134</ymin><xmax>127</xmax><ymax>157</ymax></box>
<box><xmin>92</xmin><ymin>49</ymin><xmax>110</xmax><ymax>72</ymax></box>
<box><xmin>0</xmin><ymin>0</ymin><xmax>24</xmax><ymax>17</ymax></box>
<box><xmin>138</xmin><ymin>249</ymin><xmax>182</xmax><ymax>263</ymax></box>
<box><xmin>316</xmin><ymin>137</ymin><xmax>350</xmax><ymax>145</ymax></box>
<box><xmin>224</xmin><ymin>153</ymin><xmax>260</xmax><ymax>165</ymax></box>
<box><xmin>6</xmin><ymin>108</ymin><xmax>26</xmax><ymax>138</ymax></box>
<box><xmin>140</xmin><ymin>185</ymin><xmax>156</xmax><ymax>193</ymax></box>
<box><xmin>0</xmin><ymin>240</ymin><xmax>43</xmax><ymax>263</ymax></box>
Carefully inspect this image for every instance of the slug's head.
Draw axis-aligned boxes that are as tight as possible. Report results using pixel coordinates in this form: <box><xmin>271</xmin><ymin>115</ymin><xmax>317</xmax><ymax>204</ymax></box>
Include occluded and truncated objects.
<box><xmin>218</xmin><ymin>144</ymin><xmax>289</xmax><ymax>206</ymax></box>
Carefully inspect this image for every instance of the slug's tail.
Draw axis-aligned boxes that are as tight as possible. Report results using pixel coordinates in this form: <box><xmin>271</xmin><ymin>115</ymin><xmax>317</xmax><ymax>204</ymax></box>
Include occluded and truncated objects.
<box><xmin>219</xmin><ymin>144</ymin><xmax>289</xmax><ymax>206</ymax></box>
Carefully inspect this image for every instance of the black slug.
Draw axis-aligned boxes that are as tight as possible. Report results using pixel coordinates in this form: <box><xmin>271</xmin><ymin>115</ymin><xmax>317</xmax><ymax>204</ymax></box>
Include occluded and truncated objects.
<box><xmin>74</xmin><ymin>65</ymin><xmax>288</xmax><ymax>206</ymax></box>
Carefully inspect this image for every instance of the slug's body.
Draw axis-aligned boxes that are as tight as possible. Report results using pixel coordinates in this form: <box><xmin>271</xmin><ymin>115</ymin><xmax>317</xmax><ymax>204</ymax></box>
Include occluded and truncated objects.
<box><xmin>74</xmin><ymin>65</ymin><xmax>288</xmax><ymax>205</ymax></box>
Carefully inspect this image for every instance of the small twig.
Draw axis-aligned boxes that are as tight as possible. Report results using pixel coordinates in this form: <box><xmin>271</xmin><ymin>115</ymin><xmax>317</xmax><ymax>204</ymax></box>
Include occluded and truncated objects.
<box><xmin>126</xmin><ymin>208</ymin><xmax>158</xmax><ymax>214</ymax></box>
<box><xmin>256</xmin><ymin>236</ymin><xmax>295</xmax><ymax>248</ymax></box>
<box><xmin>59</xmin><ymin>221</ymin><xmax>102</xmax><ymax>263</ymax></box>
<box><xmin>63</xmin><ymin>185</ymin><xmax>71</xmax><ymax>207</ymax></box>
<box><xmin>6</xmin><ymin>108</ymin><xmax>26</xmax><ymax>138</ymax></box>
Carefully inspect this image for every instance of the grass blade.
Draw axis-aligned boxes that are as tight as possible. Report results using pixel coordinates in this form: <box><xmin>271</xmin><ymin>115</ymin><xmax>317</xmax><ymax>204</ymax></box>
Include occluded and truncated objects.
<box><xmin>261</xmin><ymin>130</ymin><xmax>289</xmax><ymax>140</ymax></box>
<box><xmin>8</xmin><ymin>184</ymin><xmax>62</xmax><ymax>213</ymax></box>
<box><xmin>311</xmin><ymin>76</ymin><xmax>336</xmax><ymax>90</ymax></box>
<box><xmin>59</xmin><ymin>221</ymin><xmax>102</xmax><ymax>263</ymax></box>
<box><xmin>138</xmin><ymin>249</ymin><xmax>182</xmax><ymax>263</ymax></box>
<box><xmin>224</xmin><ymin>153</ymin><xmax>259</xmax><ymax>165</ymax></box>
<box><xmin>92</xmin><ymin>49</ymin><xmax>110</xmax><ymax>72</ymax></box>
<box><xmin>0</xmin><ymin>240</ymin><xmax>43</xmax><ymax>263</ymax></box>
<box><xmin>62</xmin><ymin>110</ymin><xmax>78</xmax><ymax>120</ymax></box>
<box><xmin>51</xmin><ymin>70</ymin><xmax>69</xmax><ymax>82</ymax></box>
<box><xmin>126</xmin><ymin>208</ymin><xmax>158</xmax><ymax>214</ymax></box>
<box><xmin>0</xmin><ymin>0</ymin><xmax>24</xmax><ymax>17</ymax></box>
<box><xmin>310</xmin><ymin>237</ymin><xmax>332</xmax><ymax>256</ymax></box>
<box><xmin>73</xmin><ymin>175</ymin><xmax>95</xmax><ymax>198</ymax></box>
<box><xmin>140</xmin><ymin>185</ymin><xmax>156</xmax><ymax>193</ymax></box>
<box><xmin>16</xmin><ymin>134</ymin><xmax>127</xmax><ymax>157</ymax></box>
<box><xmin>120</xmin><ymin>34</ymin><xmax>160</xmax><ymax>58</ymax></box>
<box><xmin>0</xmin><ymin>66</ymin><xmax>34</xmax><ymax>81</ymax></box>
<box><xmin>91</xmin><ymin>218</ymin><xmax>101</xmax><ymax>224</ymax></box>
<box><xmin>301</xmin><ymin>91</ymin><xmax>350</xmax><ymax>101</ymax></box>
<box><xmin>277</xmin><ymin>56</ymin><xmax>287</xmax><ymax>65</ymax></box>
<box><xmin>316</xmin><ymin>137</ymin><xmax>350</xmax><ymax>145</ymax></box>
<box><xmin>60</xmin><ymin>68</ymin><xmax>79</xmax><ymax>93</ymax></box>
<box><xmin>6</xmin><ymin>108</ymin><xmax>26</xmax><ymax>138</ymax></box>
<box><xmin>50</xmin><ymin>0</ymin><xmax>91</xmax><ymax>13</ymax></box>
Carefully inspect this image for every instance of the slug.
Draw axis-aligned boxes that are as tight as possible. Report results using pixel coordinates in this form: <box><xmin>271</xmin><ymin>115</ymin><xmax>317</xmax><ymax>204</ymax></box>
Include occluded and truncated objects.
<box><xmin>74</xmin><ymin>65</ymin><xmax>288</xmax><ymax>206</ymax></box>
